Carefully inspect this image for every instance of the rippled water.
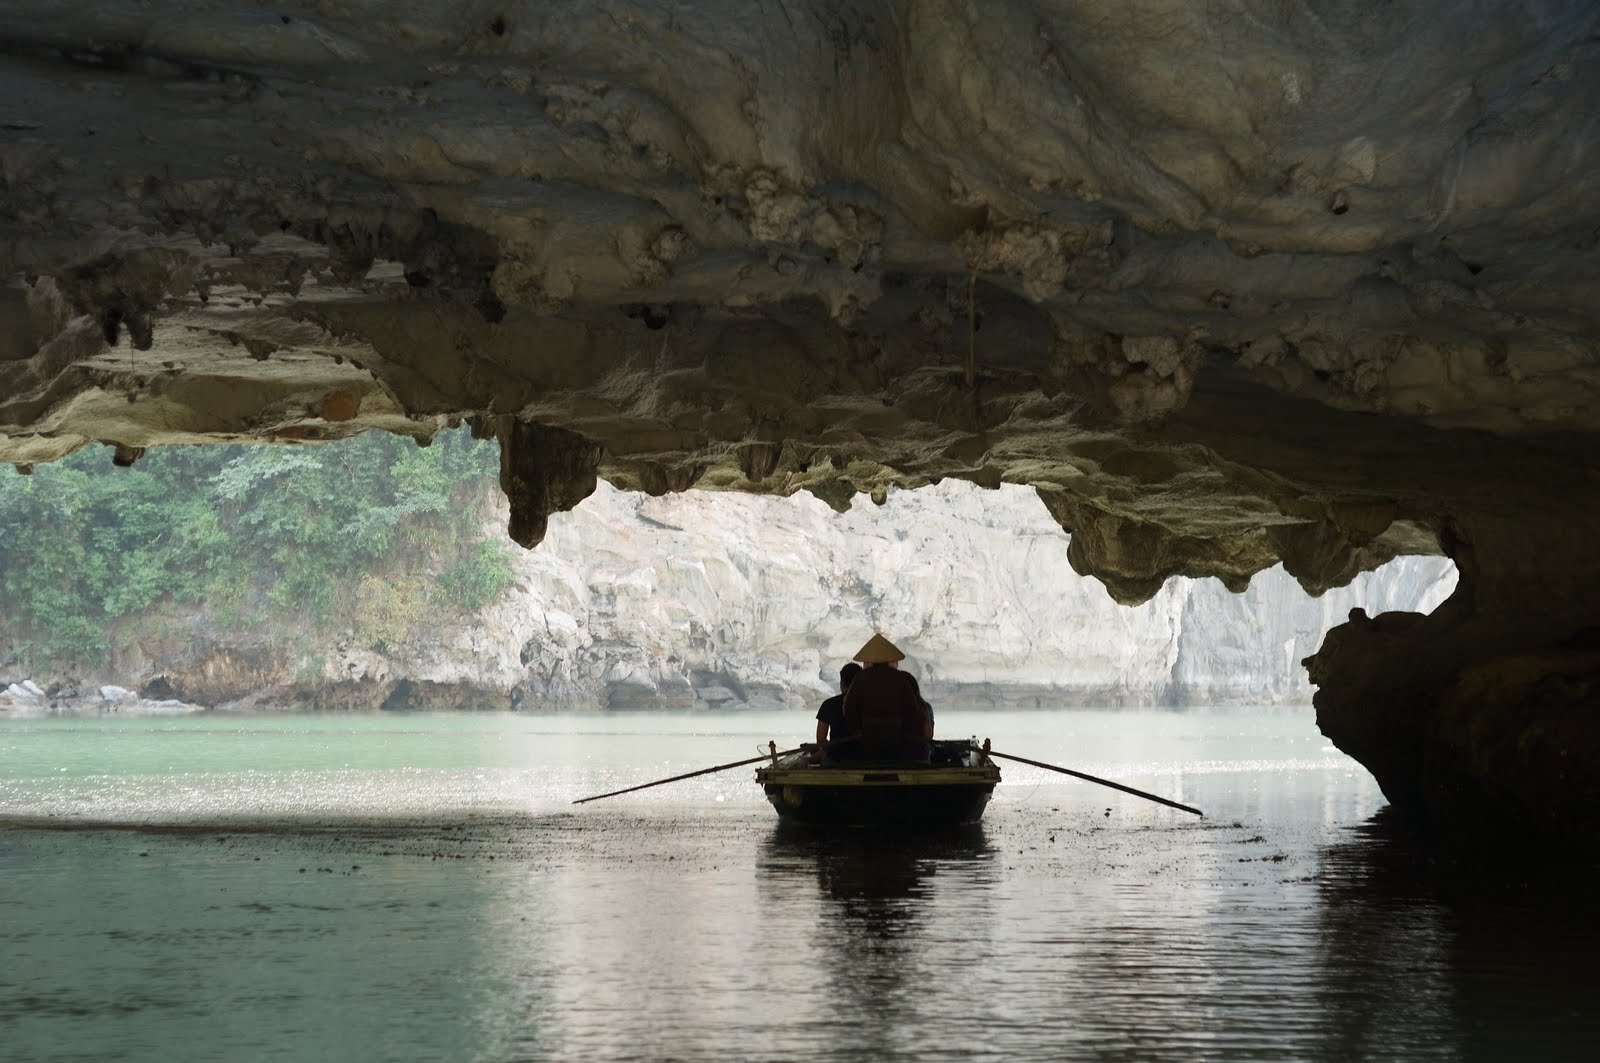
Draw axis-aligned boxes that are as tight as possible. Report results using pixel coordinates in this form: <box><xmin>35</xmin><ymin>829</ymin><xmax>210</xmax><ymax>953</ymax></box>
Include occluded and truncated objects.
<box><xmin>2</xmin><ymin>709</ymin><xmax>1596</xmax><ymax>1062</ymax></box>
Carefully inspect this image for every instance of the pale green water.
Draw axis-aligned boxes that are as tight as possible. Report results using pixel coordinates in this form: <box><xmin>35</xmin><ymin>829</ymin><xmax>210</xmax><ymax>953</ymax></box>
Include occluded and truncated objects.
<box><xmin>1</xmin><ymin>709</ymin><xmax>1595</xmax><ymax>1061</ymax></box>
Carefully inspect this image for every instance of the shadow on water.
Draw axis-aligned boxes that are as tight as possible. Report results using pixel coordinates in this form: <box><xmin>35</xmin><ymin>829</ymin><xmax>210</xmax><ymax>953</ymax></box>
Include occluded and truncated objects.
<box><xmin>1313</xmin><ymin>809</ymin><xmax>1600</xmax><ymax>1062</ymax></box>
<box><xmin>755</xmin><ymin>824</ymin><xmax>1000</xmax><ymax>1058</ymax></box>
<box><xmin>762</xmin><ymin>822</ymin><xmax>995</xmax><ymax>914</ymax></box>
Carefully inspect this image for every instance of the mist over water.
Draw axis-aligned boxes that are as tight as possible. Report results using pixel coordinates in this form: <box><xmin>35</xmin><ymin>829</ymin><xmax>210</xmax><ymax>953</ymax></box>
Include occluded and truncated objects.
<box><xmin>2</xmin><ymin>710</ymin><xmax>1595</xmax><ymax>1061</ymax></box>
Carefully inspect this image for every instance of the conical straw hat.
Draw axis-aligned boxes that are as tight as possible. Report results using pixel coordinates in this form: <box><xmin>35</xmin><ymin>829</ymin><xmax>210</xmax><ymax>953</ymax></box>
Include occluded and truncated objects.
<box><xmin>853</xmin><ymin>633</ymin><xmax>905</xmax><ymax>664</ymax></box>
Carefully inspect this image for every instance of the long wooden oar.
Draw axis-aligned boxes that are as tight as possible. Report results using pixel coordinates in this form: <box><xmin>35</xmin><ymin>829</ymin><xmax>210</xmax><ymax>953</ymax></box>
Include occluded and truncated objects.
<box><xmin>572</xmin><ymin>747</ymin><xmax>804</xmax><ymax>805</ymax></box>
<box><xmin>985</xmin><ymin>748</ymin><xmax>1204</xmax><ymax>817</ymax></box>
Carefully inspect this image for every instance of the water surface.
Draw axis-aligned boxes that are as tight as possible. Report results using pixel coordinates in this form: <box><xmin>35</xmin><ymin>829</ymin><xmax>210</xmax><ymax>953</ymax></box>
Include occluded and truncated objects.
<box><xmin>2</xmin><ymin>709</ymin><xmax>1595</xmax><ymax>1061</ymax></box>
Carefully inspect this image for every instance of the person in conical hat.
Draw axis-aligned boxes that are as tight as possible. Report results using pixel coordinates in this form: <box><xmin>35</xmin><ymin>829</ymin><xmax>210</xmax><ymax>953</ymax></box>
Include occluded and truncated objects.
<box><xmin>852</xmin><ymin>633</ymin><xmax>905</xmax><ymax>666</ymax></box>
<box><xmin>843</xmin><ymin>633</ymin><xmax>930</xmax><ymax>760</ymax></box>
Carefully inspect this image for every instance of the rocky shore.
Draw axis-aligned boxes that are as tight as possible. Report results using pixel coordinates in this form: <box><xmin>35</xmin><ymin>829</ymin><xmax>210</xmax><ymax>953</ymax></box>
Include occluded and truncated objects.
<box><xmin>0</xmin><ymin>680</ymin><xmax>204</xmax><ymax>717</ymax></box>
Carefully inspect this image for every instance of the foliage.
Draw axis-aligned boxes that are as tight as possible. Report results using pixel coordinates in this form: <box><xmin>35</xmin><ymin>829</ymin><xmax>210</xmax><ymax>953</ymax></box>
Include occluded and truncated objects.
<box><xmin>437</xmin><ymin>540</ymin><xmax>517</xmax><ymax>612</ymax></box>
<box><xmin>353</xmin><ymin>574</ymin><xmax>432</xmax><ymax>653</ymax></box>
<box><xmin>0</xmin><ymin>428</ymin><xmax>512</xmax><ymax>669</ymax></box>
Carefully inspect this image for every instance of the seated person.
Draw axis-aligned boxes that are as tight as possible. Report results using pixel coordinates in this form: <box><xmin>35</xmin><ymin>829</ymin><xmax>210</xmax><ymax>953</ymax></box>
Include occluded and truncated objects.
<box><xmin>815</xmin><ymin>662</ymin><xmax>862</xmax><ymax>759</ymax></box>
<box><xmin>841</xmin><ymin>633</ymin><xmax>930</xmax><ymax>762</ymax></box>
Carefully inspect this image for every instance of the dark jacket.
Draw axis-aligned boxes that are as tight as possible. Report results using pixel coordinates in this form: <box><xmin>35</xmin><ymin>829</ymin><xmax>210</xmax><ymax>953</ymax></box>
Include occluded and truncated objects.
<box><xmin>842</xmin><ymin>666</ymin><xmax>928</xmax><ymax>760</ymax></box>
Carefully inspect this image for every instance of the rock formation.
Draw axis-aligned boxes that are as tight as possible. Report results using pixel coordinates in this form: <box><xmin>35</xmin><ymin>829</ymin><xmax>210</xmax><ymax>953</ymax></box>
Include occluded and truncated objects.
<box><xmin>0</xmin><ymin>679</ymin><xmax>203</xmax><ymax>717</ymax></box>
<box><xmin>475</xmin><ymin>482</ymin><xmax>1455</xmax><ymax>711</ymax></box>
<box><xmin>2</xmin><ymin>2</ymin><xmax>1598</xmax><ymax>837</ymax></box>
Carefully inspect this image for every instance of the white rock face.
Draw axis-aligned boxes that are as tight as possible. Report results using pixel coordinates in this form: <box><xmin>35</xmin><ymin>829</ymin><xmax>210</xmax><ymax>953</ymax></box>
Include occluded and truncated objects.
<box><xmin>379</xmin><ymin>481</ymin><xmax>1456</xmax><ymax>708</ymax></box>
<box><xmin>0</xmin><ymin>680</ymin><xmax>204</xmax><ymax>717</ymax></box>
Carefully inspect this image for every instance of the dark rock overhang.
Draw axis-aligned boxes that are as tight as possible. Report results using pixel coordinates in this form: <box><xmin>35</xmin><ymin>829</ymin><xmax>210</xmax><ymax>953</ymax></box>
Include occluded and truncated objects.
<box><xmin>3</xmin><ymin>2</ymin><xmax>1599</xmax><ymax>838</ymax></box>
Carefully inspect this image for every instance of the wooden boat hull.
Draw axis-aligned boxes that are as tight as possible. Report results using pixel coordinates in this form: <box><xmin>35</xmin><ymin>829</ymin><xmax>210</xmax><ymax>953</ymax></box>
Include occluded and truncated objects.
<box><xmin>754</xmin><ymin>761</ymin><xmax>1000</xmax><ymax>827</ymax></box>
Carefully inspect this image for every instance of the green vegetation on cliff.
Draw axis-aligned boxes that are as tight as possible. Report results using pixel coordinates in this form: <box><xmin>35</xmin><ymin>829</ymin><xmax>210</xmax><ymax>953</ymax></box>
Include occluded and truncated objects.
<box><xmin>0</xmin><ymin>430</ymin><xmax>511</xmax><ymax>667</ymax></box>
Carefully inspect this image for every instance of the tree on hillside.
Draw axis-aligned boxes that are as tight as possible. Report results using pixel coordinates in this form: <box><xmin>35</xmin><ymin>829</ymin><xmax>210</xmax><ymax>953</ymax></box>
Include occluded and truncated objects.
<box><xmin>0</xmin><ymin>429</ymin><xmax>513</xmax><ymax>668</ymax></box>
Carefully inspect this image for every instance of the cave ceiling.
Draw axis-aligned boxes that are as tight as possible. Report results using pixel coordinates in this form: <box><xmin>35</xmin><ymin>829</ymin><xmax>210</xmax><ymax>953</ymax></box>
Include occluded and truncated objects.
<box><xmin>1</xmin><ymin>1</ymin><xmax>1598</xmax><ymax>597</ymax></box>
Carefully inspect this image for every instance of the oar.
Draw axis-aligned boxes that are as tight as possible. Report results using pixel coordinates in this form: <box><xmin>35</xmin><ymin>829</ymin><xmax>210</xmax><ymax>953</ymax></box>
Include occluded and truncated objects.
<box><xmin>572</xmin><ymin>747</ymin><xmax>805</xmax><ymax>805</ymax></box>
<box><xmin>984</xmin><ymin>748</ymin><xmax>1204</xmax><ymax>817</ymax></box>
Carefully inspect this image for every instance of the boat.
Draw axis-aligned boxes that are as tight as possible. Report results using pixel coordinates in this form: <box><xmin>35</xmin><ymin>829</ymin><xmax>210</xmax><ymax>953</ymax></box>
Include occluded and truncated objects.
<box><xmin>754</xmin><ymin>739</ymin><xmax>1001</xmax><ymax>827</ymax></box>
<box><xmin>572</xmin><ymin>734</ymin><xmax>1200</xmax><ymax>823</ymax></box>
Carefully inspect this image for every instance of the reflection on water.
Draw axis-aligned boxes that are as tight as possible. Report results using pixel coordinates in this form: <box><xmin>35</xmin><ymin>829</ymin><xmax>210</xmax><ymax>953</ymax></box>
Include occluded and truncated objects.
<box><xmin>765</xmin><ymin>823</ymin><xmax>994</xmax><ymax>910</ymax></box>
<box><xmin>760</xmin><ymin>826</ymin><xmax>999</xmax><ymax>1062</ymax></box>
<box><xmin>3</xmin><ymin>711</ymin><xmax>1599</xmax><ymax>1061</ymax></box>
<box><xmin>1314</xmin><ymin>811</ymin><xmax>1600</xmax><ymax>1063</ymax></box>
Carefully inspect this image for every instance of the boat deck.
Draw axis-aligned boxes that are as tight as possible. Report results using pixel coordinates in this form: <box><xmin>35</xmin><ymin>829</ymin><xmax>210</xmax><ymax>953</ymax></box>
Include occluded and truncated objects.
<box><xmin>755</xmin><ymin>741</ymin><xmax>1000</xmax><ymax>827</ymax></box>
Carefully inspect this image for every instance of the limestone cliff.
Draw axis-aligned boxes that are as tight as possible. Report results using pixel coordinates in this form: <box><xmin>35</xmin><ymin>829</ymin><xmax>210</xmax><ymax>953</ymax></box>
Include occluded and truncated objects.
<box><xmin>235</xmin><ymin>481</ymin><xmax>1452</xmax><ymax>711</ymax></box>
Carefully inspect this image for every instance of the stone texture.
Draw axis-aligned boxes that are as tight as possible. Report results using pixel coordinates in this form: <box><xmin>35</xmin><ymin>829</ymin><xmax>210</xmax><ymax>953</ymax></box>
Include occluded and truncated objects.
<box><xmin>0</xmin><ymin>679</ymin><xmax>203</xmax><ymax>716</ymax></box>
<box><xmin>1</xmin><ymin>1</ymin><xmax>1598</xmax><ymax>835</ymax></box>
<box><xmin>476</xmin><ymin>481</ymin><xmax>1456</xmax><ymax>711</ymax></box>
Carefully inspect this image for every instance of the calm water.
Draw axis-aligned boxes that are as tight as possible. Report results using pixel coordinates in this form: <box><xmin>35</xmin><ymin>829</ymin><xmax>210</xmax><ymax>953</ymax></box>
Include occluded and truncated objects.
<box><xmin>1</xmin><ymin>709</ymin><xmax>1596</xmax><ymax>1062</ymax></box>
